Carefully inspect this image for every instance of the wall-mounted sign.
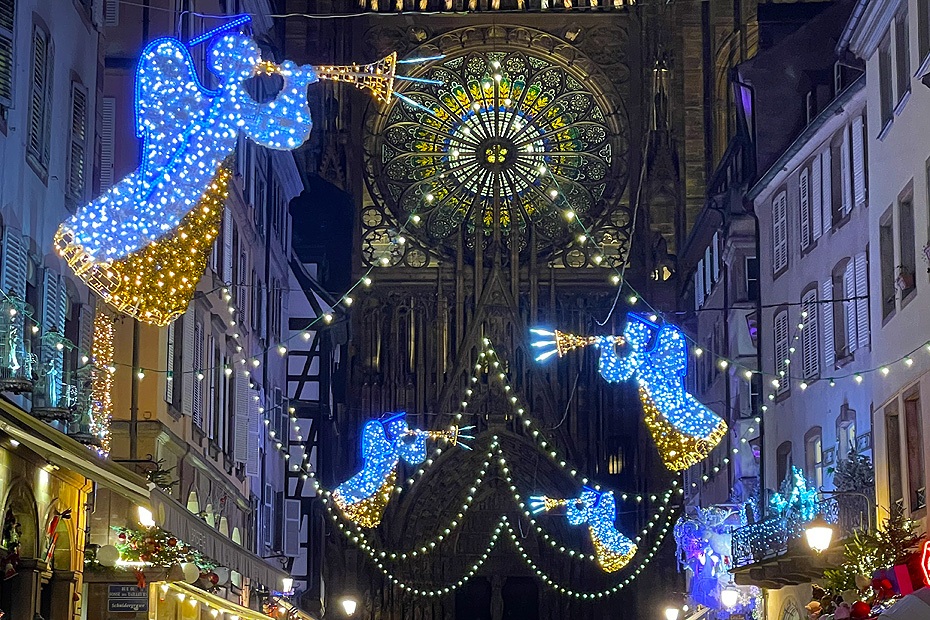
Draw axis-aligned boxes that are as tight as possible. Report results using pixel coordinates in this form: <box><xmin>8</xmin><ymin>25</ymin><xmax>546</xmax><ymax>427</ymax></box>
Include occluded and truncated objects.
<box><xmin>108</xmin><ymin>585</ymin><xmax>148</xmax><ymax>612</ymax></box>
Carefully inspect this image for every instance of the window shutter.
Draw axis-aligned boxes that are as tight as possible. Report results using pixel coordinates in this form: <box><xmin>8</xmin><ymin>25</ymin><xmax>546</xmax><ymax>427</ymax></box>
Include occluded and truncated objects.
<box><xmin>852</xmin><ymin>116</ymin><xmax>866</xmax><ymax>207</ymax></box>
<box><xmin>822</xmin><ymin>278</ymin><xmax>835</xmax><ymax>372</ymax></box>
<box><xmin>40</xmin><ymin>270</ymin><xmax>65</xmax><ymax>403</ymax></box>
<box><xmin>238</xmin><ymin>253</ymin><xmax>247</xmax><ymax>327</ymax></box>
<box><xmin>165</xmin><ymin>322</ymin><xmax>175</xmax><ymax>404</ymax></box>
<box><xmin>222</xmin><ymin>214</ymin><xmax>233</xmax><ymax>284</ymax></box>
<box><xmin>695</xmin><ymin>263</ymin><xmax>705</xmax><ymax>310</ymax></box>
<box><xmin>711</xmin><ymin>232</ymin><xmax>720</xmax><ymax>283</ymax></box>
<box><xmin>234</xmin><ymin>371</ymin><xmax>249</xmax><ymax>463</ymax></box>
<box><xmin>844</xmin><ymin>261</ymin><xmax>859</xmax><ymax>352</ymax></box>
<box><xmin>262</xmin><ymin>483</ymin><xmax>273</xmax><ymax>547</ymax></box>
<box><xmin>821</xmin><ymin>149</ymin><xmax>833</xmax><ymax>236</ymax></box>
<box><xmin>773</xmin><ymin>192</ymin><xmax>788</xmax><ymax>273</ymax></box>
<box><xmin>192</xmin><ymin>321</ymin><xmax>204</xmax><ymax>427</ymax></box>
<box><xmin>104</xmin><ymin>0</ymin><xmax>119</xmax><ymax>25</ymax></box>
<box><xmin>774</xmin><ymin>311</ymin><xmax>789</xmax><ymax>393</ymax></box>
<box><xmin>283</xmin><ymin>499</ymin><xmax>301</xmax><ymax>557</ymax></box>
<box><xmin>0</xmin><ymin>0</ymin><xmax>14</xmax><ymax>108</ymax></box>
<box><xmin>801</xmin><ymin>289</ymin><xmax>819</xmax><ymax>378</ymax></box>
<box><xmin>841</xmin><ymin>128</ymin><xmax>852</xmax><ymax>216</ymax></box>
<box><xmin>181</xmin><ymin>308</ymin><xmax>194</xmax><ymax>417</ymax></box>
<box><xmin>27</xmin><ymin>27</ymin><xmax>47</xmax><ymax>161</ymax></box>
<box><xmin>78</xmin><ymin>298</ymin><xmax>95</xmax><ymax>363</ymax></box>
<box><xmin>246</xmin><ymin>388</ymin><xmax>261</xmax><ymax>477</ymax></box>
<box><xmin>99</xmin><ymin>97</ymin><xmax>116</xmax><ymax>190</ymax></box>
<box><xmin>68</xmin><ymin>84</ymin><xmax>87</xmax><ymax>201</ymax></box>
<box><xmin>812</xmin><ymin>158</ymin><xmax>822</xmax><ymax>242</ymax></box>
<box><xmin>1</xmin><ymin>228</ymin><xmax>27</xmax><ymax>300</ymax></box>
<box><xmin>800</xmin><ymin>168</ymin><xmax>811</xmax><ymax>249</ymax></box>
<box><xmin>855</xmin><ymin>251</ymin><xmax>870</xmax><ymax>349</ymax></box>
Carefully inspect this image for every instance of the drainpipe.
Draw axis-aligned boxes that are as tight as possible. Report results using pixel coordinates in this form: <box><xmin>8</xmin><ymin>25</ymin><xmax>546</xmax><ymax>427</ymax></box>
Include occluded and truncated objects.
<box><xmin>130</xmin><ymin>318</ymin><xmax>140</xmax><ymax>460</ymax></box>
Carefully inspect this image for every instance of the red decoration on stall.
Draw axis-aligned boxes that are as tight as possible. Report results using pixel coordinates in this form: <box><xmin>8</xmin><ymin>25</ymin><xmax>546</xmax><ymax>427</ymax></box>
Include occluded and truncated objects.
<box><xmin>921</xmin><ymin>540</ymin><xmax>930</xmax><ymax>585</ymax></box>
<box><xmin>849</xmin><ymin>601</ymin><xmax>871</xmax><ymax>619</ymax></box>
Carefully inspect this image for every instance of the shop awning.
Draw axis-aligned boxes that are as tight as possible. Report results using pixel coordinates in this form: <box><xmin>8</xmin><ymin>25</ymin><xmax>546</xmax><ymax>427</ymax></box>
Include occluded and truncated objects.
<box><xmin>149</xmin><ymin>488</ymin><xmax>290</xmax><ymax>590</ymax></box>
<box><xmin>155</xmin><ymin>581</ymin><xmax>316</xmax><ymax>620</ymax></box>
<box><xmin>0</xmin><ymin>397</ymin><xmax>151</xmax><ymax>506</ymax></box>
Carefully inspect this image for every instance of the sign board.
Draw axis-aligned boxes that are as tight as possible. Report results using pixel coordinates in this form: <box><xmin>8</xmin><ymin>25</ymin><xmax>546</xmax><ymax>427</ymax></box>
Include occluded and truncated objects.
<box><xmin>730</xmin><ymin>615</ymin><xmax>746</xmax><ymax>620</ymax></box>
<box><xmin>107</xmin><ymin>584</ymin><xmax>148</xmax><ymax>612</ymax></box>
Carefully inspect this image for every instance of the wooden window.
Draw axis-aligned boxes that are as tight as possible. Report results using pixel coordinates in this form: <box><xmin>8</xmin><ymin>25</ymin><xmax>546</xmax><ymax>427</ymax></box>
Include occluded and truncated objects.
<box><xmin>27</xmin><ymin>23</ymin><xmax>52</xmax><ymax>172</ymax></box>
<box><xmin>801</xmin><ymin>288</ymin><xmax>819</xmax><ymax>378</ymax></box>
<box><xmin>99</xmin><ymin>97</ymin><xmax>116</xmax><ymax>190</ymax></box>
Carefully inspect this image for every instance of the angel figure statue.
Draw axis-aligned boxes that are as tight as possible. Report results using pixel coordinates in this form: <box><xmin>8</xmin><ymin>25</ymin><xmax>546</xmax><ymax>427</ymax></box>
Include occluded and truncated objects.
<box><xmin>332</xmin><ymin>412</ymin><xmax>473</xmax><ymax>528</ymax></box>
<box><xmin>529</xmin><ymin>488</ymin><xmax>637</xmax><ymax>573</ymax></box>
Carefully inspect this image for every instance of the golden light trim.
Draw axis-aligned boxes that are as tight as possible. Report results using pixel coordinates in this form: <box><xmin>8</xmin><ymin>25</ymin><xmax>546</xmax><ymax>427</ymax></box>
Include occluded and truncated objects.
<box><xmin>313</xmin><ymin>52</ymin><xmax>397</xmax><ymax>105</ymax></box>
<box><xmin>90</xmin><ymin>312</ymin><xmax>115</xmax><ymax>454</ymax></box>
<box><xmin>639</xmin><ymin>386</ymin><xmax>727</xmax><ymax>472</ymax></box>
<box><xmin>55</xmin><ymin>167</ymin><xmax>231</xmax><ymax>326</ymax></box>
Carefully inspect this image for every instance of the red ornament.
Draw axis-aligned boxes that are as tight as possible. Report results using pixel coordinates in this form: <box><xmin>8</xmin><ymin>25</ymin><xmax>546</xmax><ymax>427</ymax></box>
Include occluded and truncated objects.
<box><xmin>167</xmin><ymin>538</ymin><xmax>177</xmax><ymax>547</ymax></box>
<box><xmin>208</xmin><ymin>572</ymin><xmax>219</xmax><ymax>585</ymax></box>
<box><xmin>118</xmin><ymin>532</ymin><xmax>127</xmax><ymax>541</ymax></box>
<box><xmin>850</xmin><ymin>601</ymin><xmax>871</xmax><ymax>619</ymax></box>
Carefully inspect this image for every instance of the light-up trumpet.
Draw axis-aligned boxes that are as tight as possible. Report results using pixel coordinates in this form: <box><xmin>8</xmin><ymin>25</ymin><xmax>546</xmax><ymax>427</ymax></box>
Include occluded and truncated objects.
<box><xmin>530</xmin><ymin>329</ymin><xmax>614</xmax><ymax>362</ymax></box>
<box><xmin>529</xmin><ymin>488</ymin><xmax>637</xmax><ymax>573</ymax></box>
<box><xmin>55</xmin><ymin>14</ymin><xmax>443</xmax><ymax>326</ymax></box>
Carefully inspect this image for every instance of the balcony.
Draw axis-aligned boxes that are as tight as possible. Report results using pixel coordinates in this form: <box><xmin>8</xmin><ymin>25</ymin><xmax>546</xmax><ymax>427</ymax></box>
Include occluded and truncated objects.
<box><xmin>0</xmin><ymin>300</ymin><xmax>36</xmax><ymax>393</ymax></box>
<box><xmin>731</xmin><ymin>492</ymin><xmax>873</xmax><ymax>588</ymax></box>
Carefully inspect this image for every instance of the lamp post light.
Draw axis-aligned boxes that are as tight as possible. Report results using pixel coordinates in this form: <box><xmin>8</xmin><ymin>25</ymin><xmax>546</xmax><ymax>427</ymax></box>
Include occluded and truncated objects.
<box><xmin>664</xmin><ymin>607</ymin><xmax>681</xmax><ymax>620</ymax></box>
<box><xmin>805</xmin><ymin>515</ymin><xmax>835</xmax><ymax>553</ymax></box>
<box><xmin>340</xmin><ymin>597</ymin><xmax>358</xmax><ymax>617</ymax></box>
<box><xmin>721</xmin><ymin>586</ymin><xmax>740</xmax><ymax>609</ymax></box>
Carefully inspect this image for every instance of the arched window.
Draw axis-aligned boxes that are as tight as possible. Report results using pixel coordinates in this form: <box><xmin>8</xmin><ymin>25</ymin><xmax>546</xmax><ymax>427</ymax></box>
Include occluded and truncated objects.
<box><xmin>776</xmin><ymin>441</ymin><xmax>793</xmax><ymax>485</ymax></box>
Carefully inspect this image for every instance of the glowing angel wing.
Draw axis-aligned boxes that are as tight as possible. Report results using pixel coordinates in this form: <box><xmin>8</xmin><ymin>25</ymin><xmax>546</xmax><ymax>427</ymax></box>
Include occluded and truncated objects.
<box><xmin>134</xmin><ymin>38</ymin><xmax>214</xmax><ymax>180</ymax></box>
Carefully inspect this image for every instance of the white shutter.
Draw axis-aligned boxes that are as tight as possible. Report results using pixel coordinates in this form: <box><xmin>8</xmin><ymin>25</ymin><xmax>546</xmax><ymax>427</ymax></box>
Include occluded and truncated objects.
<box><xmin>78</xmin><ymin>298</ymin><xmax>95</xmax><ymax>363</ymax></box>
<box><xmin>711</xmin><ymin>232</ymin><xmax>720</xmax><ymax>283</ymax></box>
<box><xmin>68</xmin><ymin>83</ymin><xmax>87</xmax><ymax>200</ymax></box>
<box><xmin>104</xmin><ymin>0</ymin><xmax>119</xmax><ymax>25</ymax></box>
<box><xmin>41</xmin><ymin>271</ymin><xmax>66</xmax><ymax>402</ymax></box>
<box><xmin>192</xmin><ymin>321</ymin><xmax>204</xmax><ymax>427</ymax></box>
<box><xmin>852</xmin><ymin>116</ymin><xmax>866</xmax><ymax>207</ymax></box>
<box><xmin>704</xmin><ymin>247</ymin><xmax>712</xmax><ymax>292</ymax></box>
<box><xmin>246</xmin><ymin>389</ymin><xmax>261</xmax><ymax>477</ymax></box>
<box><xmin>800</xmin><ymin>168</ymin><xmax>811</xmax><ymax>249</ymax></box>
<box><xmin>165</xmin><ymin>322</ymin><xmax>175</xmax><ymax>403</ymax></box>
<box><xmin>0</xmin><ymin>0</ymin><xmax>13</xmax><ymax>109</ymax></box>
<box><xmin>99</xmin><ymin>97</ymin><xmax>116</xmax><ymax>190</ymax></box>
<box><xmin>841</xmin><ymin>128</ymin><xmax>852</xmax><ymax>216</ymax></box>
<box><xmin>233</xmin><ymin>371</ymin><xmax>249</xmax><ymax>463</ymax></box>
<box><xmin>222</xmin><ymin>214</ymin><xmax>233</xmax><ymax>284</ymax></box>
<box><xmin>801</xmin><ymin>289</ymin><xmax>819</xmax><ymax>378</ymax></box>
<box><xmin>812</xmin><ymin>154</ymin><xmax>823</xmax><ymax>241</ymax></box>
<box><xmin>855</xmin><ymin>251</ymin><xmax>870</xmax><ymax>349</ymax></box>
<box><xmin>695</xmin><ymin>261</ymin><xmax>705</xmax><ymax>309</ymax></box>
<box><xmin>1</xmin><ymin>229</ymin><xmax>26</xmax><ymax>304</ymax></box>
<box><xmin>844</xmin><ymin>261</ymin><xmax>859</xmax><ymax>352</ymax></box>
<box><xmin>821</xmin><ymin>149</ymin><xmax>833</xmax><ymax>236</ymax></box>
<box><xmin>181</xmin><ymin>308</ymin><xmax>194</xmax><ymax>417</ymax></box>
<box><xmin>283</xmin><ymin>499</ymin><xmax>301</xmax><ymax>557</ymax></box>
<box><xmin>774</xmin><ymin>311</ymin><xmax>789</xmax><ymax>393</ymax></box>
<box><xmin>822</xmin><ymin>278</ymin><xmax>835</xmax><ymax>372</ymax></box>
<box><xmin>773</xmin><ymin>192</ymin><xmax>788</xmax><ymax>273</ymax></box>
<box><xmin>262</xmin><ymin>483</ymin><xmax>273</xmax><ymax>547</ymax></box>
<box><xmin>28</xmin><ymin>25</ymin><xmax>51</xmax><ymax>167</ymax></box>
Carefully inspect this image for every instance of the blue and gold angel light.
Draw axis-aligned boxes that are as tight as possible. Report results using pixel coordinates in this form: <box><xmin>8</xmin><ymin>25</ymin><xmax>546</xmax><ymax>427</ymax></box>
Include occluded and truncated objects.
<box><xmin>529</xmin><ymin>488</ymin><xmax>637</xmax><ymax>573</ymax></box>
<box><xmin>54</xmin><ymin>15</ymin><xmax>437</xmax><ymax>326</ymax></box>
<box><xmin>332</xmin><ymin>412</ymin><xmax>473</xmax><ymax>528</ymax></box>
<box><xmin>532</xmin><ymin>313</ymin><xmax>727</xmax><ymax>471</ymax></box>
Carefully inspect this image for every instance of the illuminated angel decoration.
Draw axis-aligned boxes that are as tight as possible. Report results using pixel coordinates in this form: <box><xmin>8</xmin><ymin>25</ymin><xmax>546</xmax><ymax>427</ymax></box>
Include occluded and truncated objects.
<box><xmin>529</xmin><ymin>488</ymin><xmax>637</xmax><ymax>572</ymax></box>
<box><xmin>54</xmin><ymin>15</ymin><xmax>434</xmax><ymax>326</ymax></box>
<box><xmin>332</xmin><ymin>412</ymin><xmax>473</xmax><ymax>528</ymax></box>
<box><xmin>532</xmin><ymin>313</ymin><xmax>727</xmax><ymax>471</ymax></box>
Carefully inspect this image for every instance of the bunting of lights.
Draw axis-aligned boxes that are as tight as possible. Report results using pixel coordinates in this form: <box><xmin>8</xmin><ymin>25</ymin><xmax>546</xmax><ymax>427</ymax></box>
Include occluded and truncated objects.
<box><xmin>54</xmin><ymin>15</ymin><xmax>440</xmax><ymax>326</ymax></box>
<box><xmin>89</xmin><ymin>311</ymin><xmax>115</xmax><ymax>454</ymax></box>
<box><xmin>530</xmin><ymin>488</ymin><xmax>637</xmax><ymax>572</ymax></box>
<box><xmin>332</xmin><ymin>412</ymin><xmax>473</xmax><ymax>527</ymax></box>
<box><xmin>532</xmin><ymin>313</ymin><xmax>727</xmax><ymax>471</ymax></box>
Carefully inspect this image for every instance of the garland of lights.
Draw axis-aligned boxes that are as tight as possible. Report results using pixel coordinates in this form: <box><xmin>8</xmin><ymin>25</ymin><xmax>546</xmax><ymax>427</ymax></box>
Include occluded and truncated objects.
<box><xmin>532</xmin><ymin>314</ymin><xmax>727</xmax><ymax>471</ymax></box>
<box><xmin>54</xmin><ymin>15</ymin><xmax>438</xmax><ymax>326</ymax></box>
<box><xmin>89</xmin><ymin>311</ymin><xmax>115</xmax><ymax>454</ymax></box>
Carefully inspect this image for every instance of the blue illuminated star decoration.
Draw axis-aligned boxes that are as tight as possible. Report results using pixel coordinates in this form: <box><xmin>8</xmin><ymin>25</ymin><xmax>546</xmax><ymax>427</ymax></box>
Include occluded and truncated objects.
<box><xmin>531</xmin><ymin>313</ymin><xmax>727</xmax><ymax>471</ymax></box>
<box><xmin>54</xmin><ymin>15</ymin><xmax>442</xmax><ymax>326</ymax></box>
<box><xmin>332</xmin><ymin>412</ymin><xmax>474</xmax><ymax>528</ymax></box>
<box><xmin>529</xmin><ymin>488</ymin><xmax>637</xmax><ymax>572</ymax></box>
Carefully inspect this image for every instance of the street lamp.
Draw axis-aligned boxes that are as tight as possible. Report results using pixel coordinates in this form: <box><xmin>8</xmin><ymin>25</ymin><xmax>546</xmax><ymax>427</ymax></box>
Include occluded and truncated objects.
<box><xmin>805</xmin><ymin>515</ymin><xmax>835</xmax><ymax>553</ymax></box>
<box><xmin>664</xmin><ymin>607</ymin><xmax>681</xmax><ymax>620</ymax></box>
<box><xmin>721</xmin><ymin>586</ymin><xmax>740</xmax><ymax>609</ymax></box>
<box><xmin>340</xmin><ymin>597</ymin><xmax>358</xmax><ymax>617</ymax></box>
